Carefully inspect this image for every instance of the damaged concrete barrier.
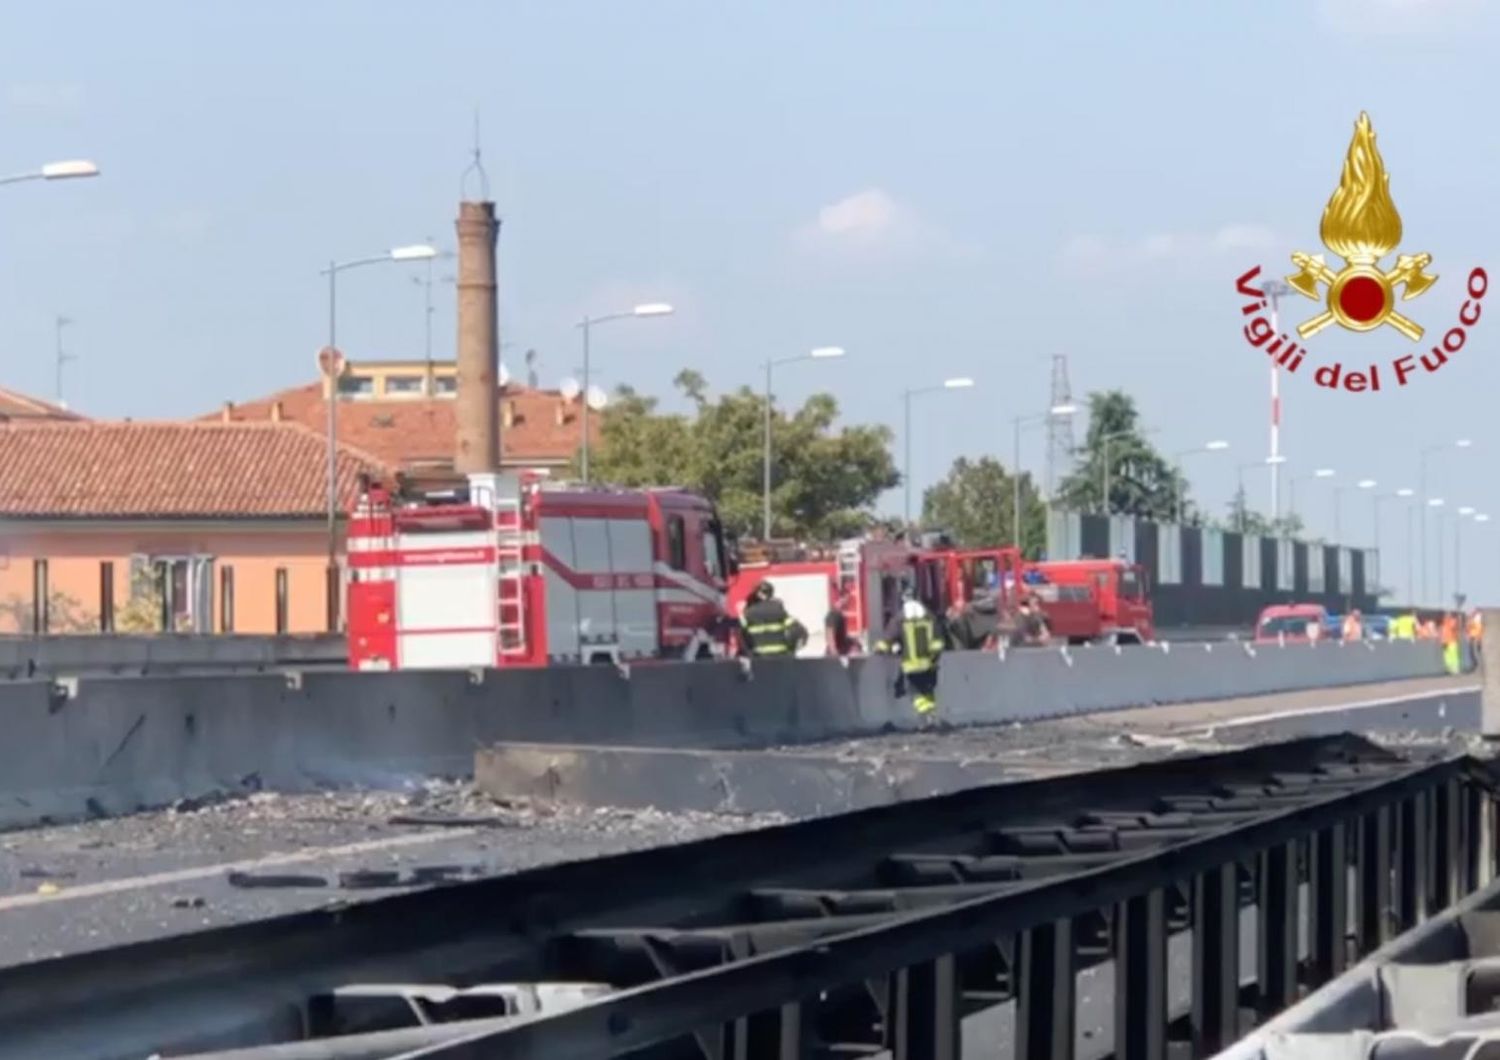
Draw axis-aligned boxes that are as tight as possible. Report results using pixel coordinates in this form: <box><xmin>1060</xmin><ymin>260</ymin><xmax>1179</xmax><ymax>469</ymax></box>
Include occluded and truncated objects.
<box><xmin>0</xmin><ymin>639</ymin><xmax>1447</xmax><ymax>829</ymax></box>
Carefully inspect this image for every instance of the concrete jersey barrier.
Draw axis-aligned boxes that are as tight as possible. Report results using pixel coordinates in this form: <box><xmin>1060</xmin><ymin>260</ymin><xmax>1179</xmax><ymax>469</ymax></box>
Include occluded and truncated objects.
<box><xmin>0</xmin><ymin>634</ymin><xmax>347</xmax><ymax>678</ymax></box>
<box><xmin>0</xmin><ymin>639</ymin><xmax>1448</xmax><ymax>830</ymax></box>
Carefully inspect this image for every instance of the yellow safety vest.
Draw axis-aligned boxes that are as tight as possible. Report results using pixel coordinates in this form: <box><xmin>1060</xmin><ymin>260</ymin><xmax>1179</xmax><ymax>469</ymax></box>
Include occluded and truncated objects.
<box><xmin>899</xmin><ymin>617</ymin><xmax>941</xmax><ymax>674</ymax></box>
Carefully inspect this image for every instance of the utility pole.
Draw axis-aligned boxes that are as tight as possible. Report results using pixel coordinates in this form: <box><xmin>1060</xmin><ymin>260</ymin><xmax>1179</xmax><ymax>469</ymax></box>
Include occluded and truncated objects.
<box><xmin>54</xmin><ymin>315</ymin><xmax>74</xmax><ymax>406</ymax></box>
<box><xmin>1260</xmin><ymin>280</ymin><xmax>1292</xmax><ymax>521</ymax></box>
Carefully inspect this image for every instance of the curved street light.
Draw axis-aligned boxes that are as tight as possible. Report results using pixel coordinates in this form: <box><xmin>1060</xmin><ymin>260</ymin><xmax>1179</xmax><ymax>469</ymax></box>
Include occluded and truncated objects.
<box><xmin>318</xmin><ymin>242</ymin><xmax>440</xmax><ymax>630</ymax></box>
<box><xmin>1171</xmin><ymin>440</ymin><xmax>1230</xmax><ymax>523</ymax></box>
<box><xmin>904</xmin><ymin>377</ymin><xmax>977</xmax><ymax>525</ymax></box>
<box><xmin>1011</xmin><ymin>401</ymin><xmax>1075</xmax><ymax>546</ymax></box>
<box><xmin>576</xmin><ymin>302</ymin><xmax>675</xmax><ymax>482</ymax></box>
<box><xmin>763</xmin><ymin>346</ymin><xmax>847</xmax><ymax>538</ymax></box>
<box><xmin>0</xmin><ymin>159</ymin><xmax>100</xmax><ymax>187</ymax></box>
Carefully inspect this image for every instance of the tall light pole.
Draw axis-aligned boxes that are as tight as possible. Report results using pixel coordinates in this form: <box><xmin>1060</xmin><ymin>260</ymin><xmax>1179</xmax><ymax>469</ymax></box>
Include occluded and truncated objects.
<box><xmin>1374</xmin><ymin>487</ymin><xmax>1415</xmax><ymax>602</ymax></box>
<box><xmin>904</xmin><ymin>377</ymin><xmax>975</xmax><ymax>525</ymax></box>
<box><xmin>1289</xmin><ymin>467</ymin><xmax>1335</xmax><ymax>526</ymax></box>
<box><xmin>319</xmin><ymin>243</ymin><xmax>437</xmax><ymax>629</ymax></box>
<box><xmin>1420</xmin><ymin>439</ymin><xmax>1472</xmax><ymax>603</ymax></box>
<box><xmin>1428</xmin><ymin>497</ymin><xmax>1446</xmax><ymax>604</ymax></box>
<box><xmin>576</xmin><ymin>303</ymin><xmax>674</xmax><ymax>483</ymax></box>
<box><xmin>1455</xmin><ymin>506</ymin><xmax>1477</xmax><ymax>604</ymax></box>
<box><xmin>763</xmin><ymin>346</ymin><xmax>845</xmax><ymax>539</ymax></box>
<box><xmin>1234</xmin><ymin>456</ymin><xmax>1287</xmax><ymax>531</ymax></box>
<box><xmin>1012</xmin><ymin>403</ymin><xmax>1077</xmax><ymax>549</ymax></box>
<box><xmin>1172</xmin><ymin>440</ymin><xmax>1230</xmax><ymax>522</ymax></box>
<box><xmin>0</xmin><ymin>159</ymin><xmax>100</xmax><ymax>187</ymax></box>
<box><xmin>54</xmin><ymin>314</ymin><xmax>74</xmax><ymax>406</ymax></box>
<box><xmin>1259</xmin><ymin>279</ymin><xmax>1292</xmax><ymax>520</ymax></box>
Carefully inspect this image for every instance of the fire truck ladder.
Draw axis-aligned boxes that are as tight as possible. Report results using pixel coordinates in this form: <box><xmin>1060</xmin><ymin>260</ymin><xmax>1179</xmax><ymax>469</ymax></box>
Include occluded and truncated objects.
<box><xmin>494</xmin><ymin>497</ymin><xmax>528</xmax><ymax>659</ymax></box>
<box><xmin>836</xmin><ymin>540</ymin><xmax>864</xmax><ymax>642</ymax></box>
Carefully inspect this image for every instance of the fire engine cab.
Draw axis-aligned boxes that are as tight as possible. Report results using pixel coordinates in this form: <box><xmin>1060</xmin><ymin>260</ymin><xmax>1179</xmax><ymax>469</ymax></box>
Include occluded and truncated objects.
<box><xmin>346</xmin><ymin>472</ymin><xmax>732</xmax><ymax>670</ymax></box>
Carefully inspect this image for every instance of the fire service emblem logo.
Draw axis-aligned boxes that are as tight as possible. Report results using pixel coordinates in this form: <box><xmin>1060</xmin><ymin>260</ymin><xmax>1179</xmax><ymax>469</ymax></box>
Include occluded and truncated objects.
<box><xmin>1236</xmin><ymin>112</ymin><xmax>1486</xmax><ymax>393</ymax></box>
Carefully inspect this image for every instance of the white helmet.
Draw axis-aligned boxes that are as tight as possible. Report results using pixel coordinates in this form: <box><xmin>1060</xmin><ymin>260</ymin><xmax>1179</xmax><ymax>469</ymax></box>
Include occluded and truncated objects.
<box><xmin>903</xmin><ymin>599</ymin><xmax>926</xmax><ymax>621</ymax></box>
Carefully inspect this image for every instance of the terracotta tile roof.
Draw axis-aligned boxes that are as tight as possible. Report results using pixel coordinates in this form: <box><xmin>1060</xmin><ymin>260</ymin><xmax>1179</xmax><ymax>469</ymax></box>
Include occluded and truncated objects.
<box><xmin>0</xmin><ymin>387</ymin><xmax>83</xmax><ymax>422</ymax></box>
<box><xmin>205</xmin><ymin>381</ymin><xmax>593</xmax><ymax>472</ymax></box>
<box><xmin>0</xmin><ymin>421</ymin><xmax>389</xmax><ymax>518</ymax></box>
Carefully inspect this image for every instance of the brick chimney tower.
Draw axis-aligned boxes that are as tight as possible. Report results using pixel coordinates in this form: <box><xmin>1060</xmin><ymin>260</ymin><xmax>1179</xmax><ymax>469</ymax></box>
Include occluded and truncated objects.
<box><xmin>454</xmin><ymin>200</ymin><xmax>500</xmax><ymax>474</ymax></box>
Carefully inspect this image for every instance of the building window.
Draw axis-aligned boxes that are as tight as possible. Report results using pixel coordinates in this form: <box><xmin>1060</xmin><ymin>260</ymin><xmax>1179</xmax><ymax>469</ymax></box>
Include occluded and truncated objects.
<box><xmin>338</xmin><ymin>374</ymin><xmax>375</xmax><ymax>398</ymax></box>
<box><xmin>130</xmin><ymin>554</ymin><xmax>215</xmax><ymax>632</ymax></box>
<box><xmin>667</xmin><ymin>516</ymin><xmax>687</xmax><ymax>571</ymax></box>
<box><xmin>702</xmin><ymin>521</ymin><xmax>726</xmax><ymax>580</ymax></box>
<box><xmin>432</xmin><ymin>376</ymin><xmax>456</xmax><ymax>397</ymax></box>
<box><xmin>383</xmin><ymin>375</ymin><xmax>424</xmax><ymax>396</ymax></box>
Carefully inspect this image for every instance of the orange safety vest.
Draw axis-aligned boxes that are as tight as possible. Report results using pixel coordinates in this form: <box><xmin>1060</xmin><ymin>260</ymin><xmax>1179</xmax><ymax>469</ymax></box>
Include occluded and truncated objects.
<box><xmin>1469</xmin><ymin>613</ymin><xmax>1483</xmax><ymax>642</ymax></box>
<box><xmin>1441</xmin><ymin>615</ymin><xmax>1459</xmax><ymax>646</ymax></box>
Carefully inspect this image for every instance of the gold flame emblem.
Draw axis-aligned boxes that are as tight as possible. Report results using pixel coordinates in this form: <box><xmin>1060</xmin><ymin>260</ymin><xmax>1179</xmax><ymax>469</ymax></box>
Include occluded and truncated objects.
<box><xmin>1287</xmin><ymin>112</ymin><xmax>1437</xmax><ymax>341</ymax></box>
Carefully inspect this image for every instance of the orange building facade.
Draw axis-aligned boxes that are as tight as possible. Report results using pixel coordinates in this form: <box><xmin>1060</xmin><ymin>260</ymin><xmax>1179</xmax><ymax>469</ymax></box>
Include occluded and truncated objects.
<box><xmin>0</xmin><ymin>419</ymin><xmax>385</xmax><ymax>635</ymax></box>
<box><xmin>0</xmin><ymin>366</ymin><xmax>594</xmax><ymax>635</ymax></box>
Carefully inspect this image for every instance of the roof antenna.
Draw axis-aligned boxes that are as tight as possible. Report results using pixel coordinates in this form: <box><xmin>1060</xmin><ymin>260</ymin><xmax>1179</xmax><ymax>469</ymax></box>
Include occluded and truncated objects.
<box><xmin>461</xmin><ymin>106</ymin><xmax>490</xmax><ymax>202</ymax></box>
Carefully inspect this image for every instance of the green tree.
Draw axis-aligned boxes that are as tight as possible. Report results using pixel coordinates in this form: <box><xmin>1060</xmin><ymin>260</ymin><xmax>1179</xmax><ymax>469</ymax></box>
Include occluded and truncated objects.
<box><xmin>0</xmin><ymin>590</ymin><xmax>95</xmax><ymax>634</ymax></box>
<box><xmin>920</xmin><ymin>456</ymin><xmax>1048</xmax><ymax>558</ymax></box>
<box><xmin>582</xmin><ymin>372</ymin><xmax>899</xmax><ymax>540</ymax></box>
<box><xmin>1220</xmin><ymin>487</ymin><xmax>1307</xmax><ymax>538</ymax></box>
<box><xmin>1056</xmin><ymin>390</ymin><xmax>1182</xmax><ymax>521</ymax></box>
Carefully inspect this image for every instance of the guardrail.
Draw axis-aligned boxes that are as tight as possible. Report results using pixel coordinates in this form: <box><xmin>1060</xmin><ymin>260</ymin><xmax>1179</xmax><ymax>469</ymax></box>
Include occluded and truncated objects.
<box><xmin>1215</xmin><ymin>792</ymin><xmax>1500</xmax><ymax>1059</ymax></box>
<box><xmin>1</xmin><ymin>736</ymin><xmax>1488</xmax><ymax>1060</ymax></box>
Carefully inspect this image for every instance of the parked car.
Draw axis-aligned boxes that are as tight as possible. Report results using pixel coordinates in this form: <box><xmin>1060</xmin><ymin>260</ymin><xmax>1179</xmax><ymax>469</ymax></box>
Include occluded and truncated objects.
<box><xmin>1255</xmin><ymin>604</ymin><xmax>1329</xmax><ymax>644</ymax></box>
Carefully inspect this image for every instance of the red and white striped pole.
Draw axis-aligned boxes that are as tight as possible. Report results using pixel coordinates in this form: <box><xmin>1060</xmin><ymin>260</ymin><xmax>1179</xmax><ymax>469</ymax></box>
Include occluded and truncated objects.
<box><xmin>1262</xmin><ymin>280</ymin><xmax>1291</xmax><ymax>522</ymax></box>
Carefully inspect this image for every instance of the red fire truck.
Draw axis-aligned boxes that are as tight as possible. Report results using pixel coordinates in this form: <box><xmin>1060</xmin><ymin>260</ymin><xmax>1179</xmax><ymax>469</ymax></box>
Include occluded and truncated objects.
<box><xmin>346</xmin><ymin>472</ymin><xmax>732</xmax><ymax>670</ymax></box>
<box><xmin>727</xmin><ymin>536</ymin><xmax>1155</xmax><ymax>651</ymax></box>
<box><xmin>1028</xmin><ymin>558</ymin><xmax>1154</xmax><ymax>644</ymax></box>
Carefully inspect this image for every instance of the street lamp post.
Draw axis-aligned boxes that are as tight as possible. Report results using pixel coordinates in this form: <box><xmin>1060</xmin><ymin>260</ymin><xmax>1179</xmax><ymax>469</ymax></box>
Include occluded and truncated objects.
<box><xmin>0</xmin><ymin>159</ymin><xmax>100</xmax><ymax>187</ymax></box>
<box><xmin>1373</xmin><ymin>487</ymin><xmax>1415</xmax><ymax>602</ymax></box>
<box><xmin>1419</xmin><ymin>439</ymin><xmax>1472</xmax><ymax>603</ymax></box>
<box><xmin>577</xmin><ymin>303</ymin><xmax>674</xmax><ymax>483</ymax></box>
<box><xmin>1428</xmin><ymin>498</ymin><xmax>1446</xmax><ymax>604</ymax></box>
<box><xmin>1235</xmin><ymin>456</ymin><xmax>1287</xmax><ymax>531</ymax></box>
<box><xmin>1012</xmin><ymin>403</ymin><xmax>1077</xmax><ymax>549</ymax></box>
<box><xmin>1289</xmin><ymin>467</ymin><xmax>1336</xmax><ymax>526</ymax></box>
<box><xmin>1172</xmin><ymin>440</ymin><xmax>1230</xmax><ymax>523</ymax></box>
<box><xmin>763</xmin><ymin>347</ymin><xmax>845</xmax><ymax>539</ymax></box>
<box><xmin>1455</xmin><ymin>506</ymin><xmax>1477</xmax><ymax>603</ymax></box>
<box><xmin>904</xmin><ymin>378</ymin><xmax>975</xmax><ymax>526</ymax></box>
<box><xmin>319</xmin><ymin>243</ymin><xmax>438</xmax><ymax>630</ymax></box>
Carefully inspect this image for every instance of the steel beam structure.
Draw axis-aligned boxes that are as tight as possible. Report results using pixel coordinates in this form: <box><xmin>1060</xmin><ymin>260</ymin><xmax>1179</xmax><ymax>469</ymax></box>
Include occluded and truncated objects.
<box><xmin>1</xmin><ymin>736</ymin><xmax>1494</xmax><ymax>1060</ymax></box>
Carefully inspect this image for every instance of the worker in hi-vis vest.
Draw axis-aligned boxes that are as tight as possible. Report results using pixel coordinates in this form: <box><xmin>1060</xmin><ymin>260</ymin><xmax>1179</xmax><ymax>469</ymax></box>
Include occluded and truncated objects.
<box><xmin>878</xmin><ymin>590</ymin><xmax>943</xmax><ymax>717</ymax></box>
<box><xmin>1441</xmin><ymin>612</ymin><xmax>1461</xmax><ymax>675</ymax></box>
<box><xmin>740</xmin><ymin>580</ymin><xmax>808</xmax><ymax>657</ymax></box>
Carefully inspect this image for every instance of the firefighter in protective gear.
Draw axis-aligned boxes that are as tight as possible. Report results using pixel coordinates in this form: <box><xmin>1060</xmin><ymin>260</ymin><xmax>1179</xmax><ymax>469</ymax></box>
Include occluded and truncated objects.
<box><xmin>878</xmin><ymin>593</ymin><xmax>943</xmax><ymax>716</ymax></box>
<box><xmin>740</xmin><ymin>580</ymin><xmax>808</xmax><ymax>657</ymax></box>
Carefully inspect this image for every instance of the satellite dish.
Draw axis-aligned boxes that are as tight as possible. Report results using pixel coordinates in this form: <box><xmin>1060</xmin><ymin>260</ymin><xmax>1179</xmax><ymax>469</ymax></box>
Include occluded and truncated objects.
<box><xmin>498</xmin><ymin>362</ymin><xmax>511</xmax><ymax>387</ymax></box>
<box><xmin>585</xmin><ymin>385</ymin><xmax>608</xmax><ymax>411</ymax></box>
<box><xmin>559</xmin><ymin>377</ymin><xmax>581</xmax><ymax>402</ymax></box>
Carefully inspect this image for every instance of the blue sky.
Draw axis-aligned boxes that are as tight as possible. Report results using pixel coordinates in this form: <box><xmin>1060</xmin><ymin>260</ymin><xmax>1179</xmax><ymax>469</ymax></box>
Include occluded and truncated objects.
<box><xmin>2</xmin><ymin>0</ymin><xmax>1497</xmax><ymax>605</ymax></box>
